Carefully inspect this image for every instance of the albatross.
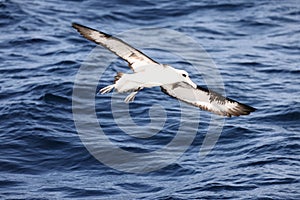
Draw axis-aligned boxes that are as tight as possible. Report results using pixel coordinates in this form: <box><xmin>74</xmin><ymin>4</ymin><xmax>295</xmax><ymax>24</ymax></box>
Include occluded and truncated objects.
<box><xmin>72</xmin><ymin>23</ymin><xmax>256</xmax><ymax>117</ymax></box>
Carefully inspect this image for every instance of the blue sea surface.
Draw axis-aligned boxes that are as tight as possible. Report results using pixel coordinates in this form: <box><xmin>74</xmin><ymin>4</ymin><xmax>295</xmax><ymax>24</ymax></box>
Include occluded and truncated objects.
<box><xmin>1</xmin><ymin>0</ymin><xmax>299</xmax><ymax>199</ymax></box>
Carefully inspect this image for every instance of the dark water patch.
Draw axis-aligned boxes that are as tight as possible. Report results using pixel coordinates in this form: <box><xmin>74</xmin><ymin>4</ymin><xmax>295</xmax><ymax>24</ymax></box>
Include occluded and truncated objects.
<box><xmin>155</xmin><ymin>163</ymin><xmax>195</xmax><ymax>177</ymax></box>
<box><xmin>267</xmin><ymin>43</ymin><xmax>300</xmax><ymax>51</ymax></box>
<box><xmin>289</xmin><ymin>10</ymin><xmax>300</xmax><ymax>16</ymax></box>
<box><xmin>236</xmin><ymin>19</ymin><xmax>281</xmax><ymax>28</ymax></box>
<box><xmin>254</xmin><ymin>43</ymin><xmax>300</xmax><ymax>55</ymax></box>
<box><xmin>189</xmin><ymin>2</ymin><xmax>254</xmax><ymax>12</ymax></box>
<box><xmin>268</xmin><ymin>29</ymin><xmax>300</xmax><ymax>38</ymax></box>
<box><xmin>0</xmin><ymin>179</ymin><xmax>23</xmax><ymax>187</ymax></box>
<box><xmin>257</xmin><ymin>68</ymin><xmax>300</xmax><ymax>75</ymax></box>
<box><xmin>65</xmin><ymin>36</ymin><xmax>92</xmax><ymax>45</ymax></box>
<box><xmin>238</xmin><ymin>157</ymin><xmax>285</xmax><ymax>168</ymax></box>
<box><xmin>258</xmin><ymin>177</ymin><xmax>298</xmax><ymax>186</ymax></box>
<box><xmin>262</xmin><ymin>110</ymin><xmax>300</xmax><ymax>123</ymax></box>
<box><xmin>0</xmin><ymin>67</ymin><xmax>36</xmax><ymax>76</ymax></box>
<box><xmin>228</xmin><ymin>61</ymin><xmax>268</xmax><ymax>67</ymax></box>
<box><xmin>268</xmin><ymin>16</ymin><xmax>299</xmax><ymax>23</ymax></box>
<box><xmin>0</xmin><ymin>158</ymin><xmax>44</xmax><ymax>175</ymax></box>
<box><xmin>42</xmin><ymin>93</ymin><xmax>70</xmax><ymax>105</ymax></box>
<box><xmin>191</xmin><ymin>26</ymin><xmax>226</xmax><ymax>36</ymax></box>
<box><xmin>9</xmin><ymin>37</ymin><xmax>53</xmax><ymax>46</ymax></box>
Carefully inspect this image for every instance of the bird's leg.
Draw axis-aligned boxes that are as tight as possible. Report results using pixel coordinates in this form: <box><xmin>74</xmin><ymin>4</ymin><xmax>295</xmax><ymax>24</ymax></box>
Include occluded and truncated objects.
<box><xmin>124</xmin><ymin>91</ymin><xmax>138</xmax><ymax>103</ymax></box>
<box><xmin>98</xmin><ymin>84</ymin><xmax>115</xmax><ymax>94</ymax></box>
<box><xmin>124</xmin><ymin>87</ymin><xmax>143</xmax><ymax>103</ymax></box>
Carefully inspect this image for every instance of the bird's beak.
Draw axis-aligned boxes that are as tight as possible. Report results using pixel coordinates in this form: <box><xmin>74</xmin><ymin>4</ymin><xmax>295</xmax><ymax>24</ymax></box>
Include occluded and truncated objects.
<box><xmin>186</xmin><ymin>78</ymin><xmax>197</xmax><ymax>89</ymax></box>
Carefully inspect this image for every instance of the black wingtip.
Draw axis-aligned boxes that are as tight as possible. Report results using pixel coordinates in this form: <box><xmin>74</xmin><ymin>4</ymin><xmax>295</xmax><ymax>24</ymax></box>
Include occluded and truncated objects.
<box><xmin>72</xmin><ymin>23</ymin><xmax>87</xmax><ymax>34</ymax></box>
<box><xmin>72</xmin><ymin>22</ymin><xmax>82</xmax><ymax>29</ymax></box>
<box><xmin>233</xmin><ymin>102</ymin><xmax>256</xmax><ymax>117</ymax></box>
<box><xmin>71</xmin><ymin>22</ymin><xmax>78</xmax><ymax>27</ymax></box>
<box><xmin>72</xmin><ymin>22</ymin><xmax>90</xmax><ymax>31</ymax></box>
<box><xmin>71</xmin><ymin>22</ymin><xmax>113</xmax><ymax>39</ymax></box>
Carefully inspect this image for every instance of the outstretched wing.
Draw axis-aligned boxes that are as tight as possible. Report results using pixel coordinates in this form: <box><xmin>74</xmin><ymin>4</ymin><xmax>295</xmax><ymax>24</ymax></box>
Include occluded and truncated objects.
<box><xmin>72</xmin><ymin>23</ymin><xmax>158</xmax><ymax>72</ymax></box>
<box><xmin>161</xmin><ymin>83</ymin><xmax>256</xmax><ymax>117</ymax></box>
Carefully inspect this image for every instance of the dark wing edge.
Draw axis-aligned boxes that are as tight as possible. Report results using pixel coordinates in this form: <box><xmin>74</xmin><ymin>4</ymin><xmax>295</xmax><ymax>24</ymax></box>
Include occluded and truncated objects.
<box><xmin>161</xmin><ymin>84</ymin><xmax>256</xmax><ymax>117</ymax></box>
<box><xmin>72</xmin><ymin>23</ymin><xmax>158</xmax><ymax>71</ymax></box>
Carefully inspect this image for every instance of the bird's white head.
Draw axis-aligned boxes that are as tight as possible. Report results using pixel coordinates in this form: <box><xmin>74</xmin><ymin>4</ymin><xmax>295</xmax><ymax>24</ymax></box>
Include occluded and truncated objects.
<box><xmin>176</xmin><ymin>69</ymin><xmax>197</xmax><ymax>89</ymax></box>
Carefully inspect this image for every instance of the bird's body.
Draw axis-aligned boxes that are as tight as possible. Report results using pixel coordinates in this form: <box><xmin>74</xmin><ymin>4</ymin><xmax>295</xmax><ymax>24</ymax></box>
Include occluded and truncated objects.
<box><xmin>107</xmin><ymin>64</ymin><xmax>195</xmax><ymax>91</ymax></box>
<box><xmin>72</xmin><ymin>23</ymin><xmax>256</xmax><ymax>117</ymax></box>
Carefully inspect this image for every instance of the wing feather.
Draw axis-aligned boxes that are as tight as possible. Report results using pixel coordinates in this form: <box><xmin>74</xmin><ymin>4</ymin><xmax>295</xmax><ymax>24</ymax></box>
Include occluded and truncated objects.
<box><xmin>72</xmin><ymin>23</ymin><xmax>158</xmax><ymax>71</ymax></box>
<box><xmin>161</xmin><ymin>83</ymin><xmax>256</xmax><ymax>117</ymax></box>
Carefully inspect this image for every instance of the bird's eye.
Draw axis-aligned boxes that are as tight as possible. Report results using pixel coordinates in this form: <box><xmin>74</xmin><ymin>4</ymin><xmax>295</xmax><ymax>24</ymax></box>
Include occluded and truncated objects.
<box><xmin>182</xmin><ymin>73</ymin><xmax>187</xmax><ymax>77</ymax></box>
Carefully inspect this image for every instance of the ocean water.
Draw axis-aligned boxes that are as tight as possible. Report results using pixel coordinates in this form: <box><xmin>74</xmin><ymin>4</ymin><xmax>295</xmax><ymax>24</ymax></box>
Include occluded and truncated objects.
<box><xmin>1</xmin><ymin>0</ymin><xmax>299</xmax><ymax>199</ymax></box>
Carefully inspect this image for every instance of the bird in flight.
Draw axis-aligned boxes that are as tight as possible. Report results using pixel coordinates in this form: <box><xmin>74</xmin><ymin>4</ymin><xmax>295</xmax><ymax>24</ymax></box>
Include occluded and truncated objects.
<box><xmin>72</xmin><ymin>23</ymin><xmax>255</xmax><ymax>117</ymax></box>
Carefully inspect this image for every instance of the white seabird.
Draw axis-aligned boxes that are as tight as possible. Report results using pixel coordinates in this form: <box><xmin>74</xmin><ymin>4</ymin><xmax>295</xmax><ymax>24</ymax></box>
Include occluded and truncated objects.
<box><xmin>72</xmin><ymin>23</ymin><xmax>256</xmax><ymax>117</ymax></box>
